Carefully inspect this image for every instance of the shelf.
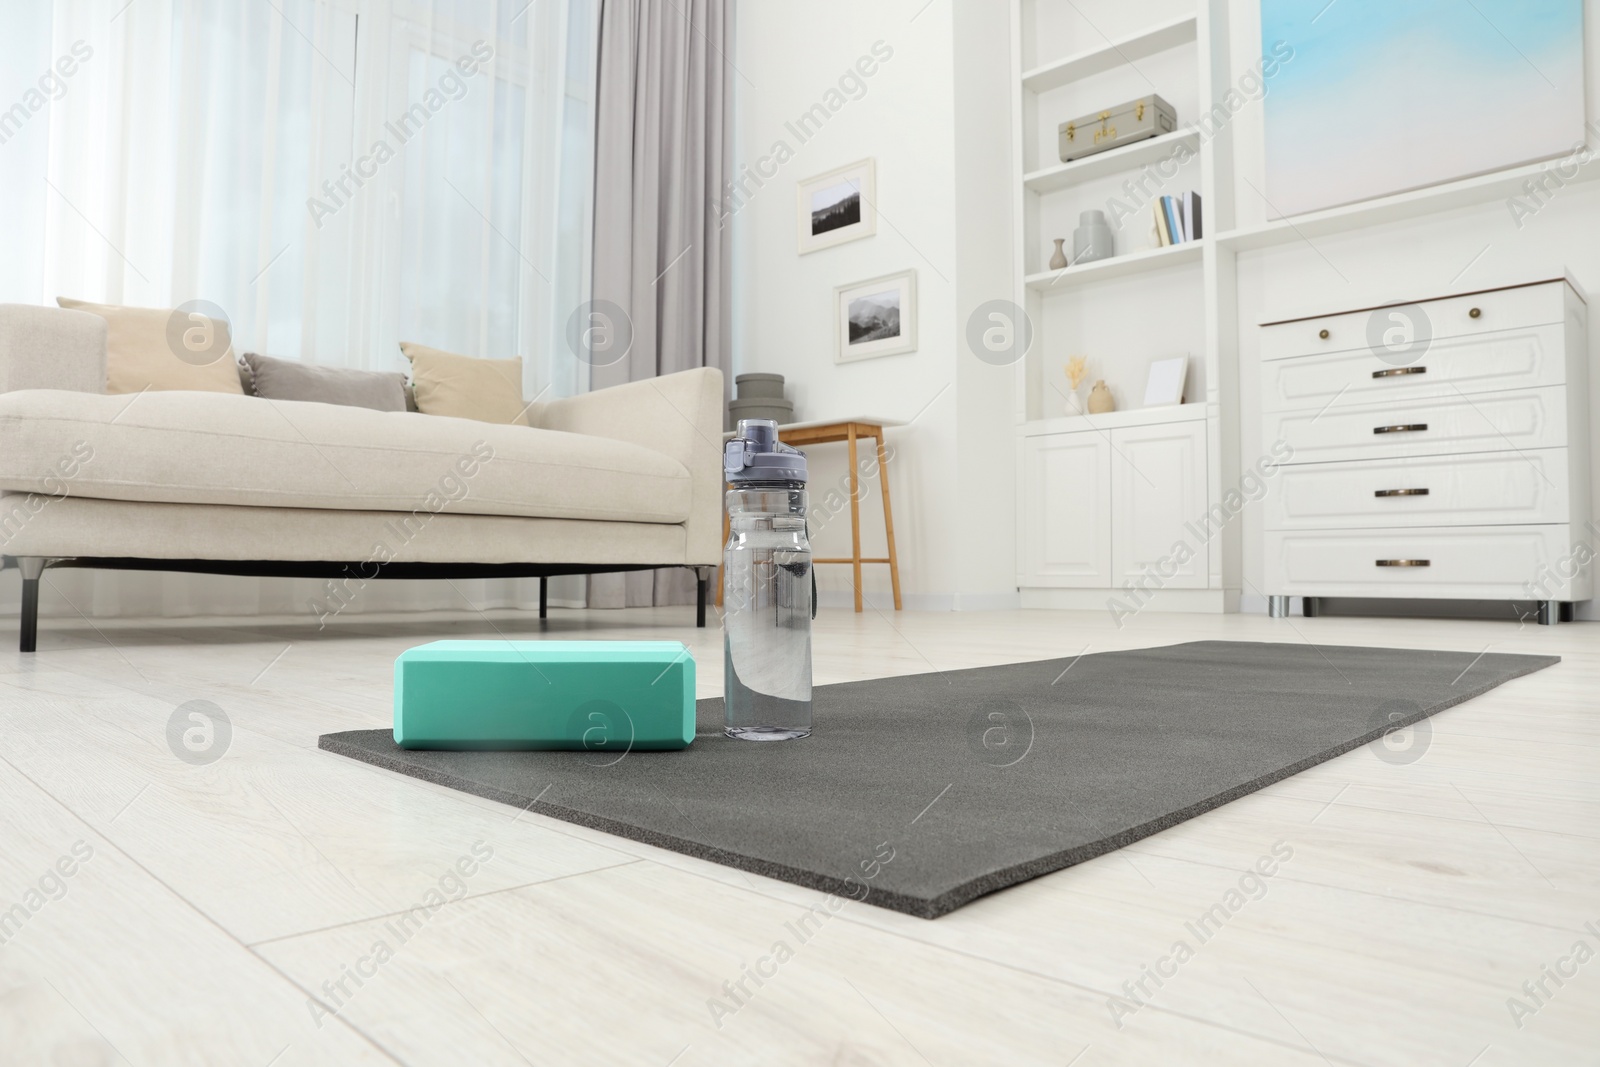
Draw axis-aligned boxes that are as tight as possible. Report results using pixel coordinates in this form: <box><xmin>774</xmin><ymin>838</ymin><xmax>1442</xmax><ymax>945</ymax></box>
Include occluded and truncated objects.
<box><xmin>1021</xmin><ymin>15</ymin><xmax>1198</xmax><ymax>94</ymax></box>
<box><xmin>1216</xmin><ymin>150</ymin><xmax>1600</xmax><ymax>253</ymax></box>
<box><xmin>1023</xmin><ymin>129</ymin><xmax>1200</xmax><ymax>194</ymax></box>
<box><xmin>1019</xmin><ymin>403</ymin><xmax>1210</xmax><ymax>437</ymax></box>
<box><xmin>1025</xmin><ymin>239</ymin><xmax>1205</xmax><ymax>291</ymax></box>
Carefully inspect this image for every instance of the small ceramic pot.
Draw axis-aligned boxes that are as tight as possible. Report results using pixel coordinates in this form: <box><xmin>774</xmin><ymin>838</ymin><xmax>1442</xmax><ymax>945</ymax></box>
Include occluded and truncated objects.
<box><xmin>1087</xmin><ymin>379</ymin><xmax>1115</xmax><ymax>414</ymax></box>
<box><xmin>1048</xmin><ymin>238</ymin><xmax>1068</xmax><ymax>271</ymax></box>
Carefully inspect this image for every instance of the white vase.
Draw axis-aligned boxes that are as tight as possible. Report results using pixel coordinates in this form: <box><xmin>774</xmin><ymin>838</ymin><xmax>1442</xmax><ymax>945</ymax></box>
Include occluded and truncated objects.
<box><xmin>1064</xmin><ymin>388</ymin><xmax>1084</xmax><ymax>415</ymax></box>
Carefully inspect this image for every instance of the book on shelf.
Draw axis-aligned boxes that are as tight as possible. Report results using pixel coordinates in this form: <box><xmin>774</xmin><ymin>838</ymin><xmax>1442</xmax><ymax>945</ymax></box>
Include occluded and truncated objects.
<box><xmin>1152</xmin><ymin>192</ymin><xmax>1203</xmax><ymax>247</ymax></box>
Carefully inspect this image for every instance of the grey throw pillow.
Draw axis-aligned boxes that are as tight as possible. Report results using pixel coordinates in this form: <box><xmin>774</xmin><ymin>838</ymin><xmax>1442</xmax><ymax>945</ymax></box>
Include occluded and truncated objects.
<box><xmin>242</xmin><ymin>352</ymin><xmax>409</xmax><ymax>412</ymax></box>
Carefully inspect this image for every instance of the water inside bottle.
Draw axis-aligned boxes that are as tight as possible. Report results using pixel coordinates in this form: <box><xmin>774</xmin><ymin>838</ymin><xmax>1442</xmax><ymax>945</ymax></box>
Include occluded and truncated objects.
<box><xmin>724</xmin><ymin>516</ymin><xmax>813</xmax><ymax>740</ymax></box>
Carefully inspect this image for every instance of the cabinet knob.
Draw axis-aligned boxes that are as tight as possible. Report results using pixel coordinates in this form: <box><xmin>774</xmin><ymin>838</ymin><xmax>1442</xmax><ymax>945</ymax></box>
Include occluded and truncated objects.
<box><xmin>1373</xmin><ymin>423</ymin><xmax>1428</xmax><ymax>434</ymax></box>
<box><xmin>1469</xmin><ymin>307</ymin><xmax>1481</xmax><ymax>319</ymax></box>
<box><xmin>1318</xmin><ymin>328</ymin><xmax>1330</xmax><ymax>339</ymax></box>
<box><xmin>1376</xmin><ymin>559</ymin><xmax>1431</xmax><ymax>567</ymax></box>
<box><xmin>1374</xmin><ymin>488</ymin><xmax>1430</xmax><ymax>497</ymax></box>
<box><xmin>1372</xmin><ymin>366</ymin><xmax>1426</xmax><ymax>379</ymax></box>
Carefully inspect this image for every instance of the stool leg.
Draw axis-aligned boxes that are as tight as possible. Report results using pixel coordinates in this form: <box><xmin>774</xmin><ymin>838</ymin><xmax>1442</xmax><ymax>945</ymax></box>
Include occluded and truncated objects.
<box><xmin>847</xmin><ymin>425</ymin><xmax>863</xmax><ymax>613</ymax></box>
<box><xmin>539</xmin><ymin>577</ymin><xmax>548</xmax><ymax>619</ymax></box>
<box><xmin>876</xmin><ymin>432</ymin><xmax>902</xmax><ymax>611</ymax></box>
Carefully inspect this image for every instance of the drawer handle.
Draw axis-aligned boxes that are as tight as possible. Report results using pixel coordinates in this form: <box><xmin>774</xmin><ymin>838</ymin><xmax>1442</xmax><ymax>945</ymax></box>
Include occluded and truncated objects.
<box><xmin>1318</xmin><ymin>329</ymin><xmax>1330</xmax><ymax>339</ymax></box>
<box><xmin>1374</xmin><ymin>488</ymin><xmax>1430</xmax><ymax>497</ymax></box>
<box><xmin>1469</xmin><ymin>307</ymin><xmax>1481</xmax><ymax>319</ymax></box>
<box><xmin>1372</xmin><ymin>366</ymin><xmax>1426</xmax><ymax>379</ymax></box>
<box><xmin>1377</xmin><ymin>559</ymin><xmax>1431</xmax><ymax>567</ymax></box>
<box><xmin>1374</xmin><ymin>423</ymin><xmax>1428</xmax><ymax>434</ymax></box>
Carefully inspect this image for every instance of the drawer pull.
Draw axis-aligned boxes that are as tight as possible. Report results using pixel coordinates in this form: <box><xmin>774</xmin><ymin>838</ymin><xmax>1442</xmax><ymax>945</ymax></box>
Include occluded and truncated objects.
<box><xmin>1318</xmin><ymin>329</ymin><xmax>1330</xmax><ymax>339</ymax></box>
<box><xmin>1469</xmin><ymin>307</ymin><xmax>1481</xmax><ymax>319</ymax></box>
<box><xmin>1372</xmin><ymin>366</ymin><xmax>1426</xmax><ymax>379</ymax></box>
<box><xmin>1373</xmin><ymin>423</ymin><xmax>1428</xmax><ymax>434</ymax></box>
<box><xmin>1374</xmin><ymin>488</ymin><xmax>1430</xmax><ymax>498</ymax></box>
<box><xmin>1376</xmin><ymin>559</ymin><xmax>1431</xmax><ymax>567</ymax></box>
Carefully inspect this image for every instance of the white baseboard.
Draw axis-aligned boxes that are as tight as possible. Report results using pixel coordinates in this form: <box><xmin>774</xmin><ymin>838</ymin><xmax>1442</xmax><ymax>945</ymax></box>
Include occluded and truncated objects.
<box><xmin>1019</xmin><ymin>587</ymin><xmax>1238</xmax><ymax>614</ymax></box>
<box><xmin>813</xmin><ymin>590</ymin><xmax>1021</xmax><ymax>612</ymax></box>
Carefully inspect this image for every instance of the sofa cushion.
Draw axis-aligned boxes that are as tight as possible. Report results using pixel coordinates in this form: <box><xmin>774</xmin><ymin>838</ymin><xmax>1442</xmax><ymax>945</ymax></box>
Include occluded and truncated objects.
<box><xmin>0</xmin><ymin>389</ymin><xmax>692</xmax><ymax>523</ymax></box>
<box><xmin>400</xmin><ymin>343</ymin><xmax>526</xmax><ymax>424</ymax></box>
<box><xmin>56</xmin><ymin>297</ymin><xmax>246</xmax><ymax>396</ymax></box>
<box><xmin>243</xmin><ymin>352</ymin><xmax>409</xmax><ymax>412</ymax></box>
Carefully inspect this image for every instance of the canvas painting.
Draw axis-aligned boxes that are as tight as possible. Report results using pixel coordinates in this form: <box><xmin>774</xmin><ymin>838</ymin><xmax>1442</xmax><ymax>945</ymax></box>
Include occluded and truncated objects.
<box><xmin>1260</xmin><ymin>0</ymin><xmax>1586</xmax><ymax>217</ymax></box>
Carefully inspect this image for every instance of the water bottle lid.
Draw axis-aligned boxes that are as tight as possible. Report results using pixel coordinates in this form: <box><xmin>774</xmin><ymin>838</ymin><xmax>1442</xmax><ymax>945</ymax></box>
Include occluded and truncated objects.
<box><xmin>724</xmin><ymin>419</ymin><xmax>807</xmax><ymax>484</ymax></box>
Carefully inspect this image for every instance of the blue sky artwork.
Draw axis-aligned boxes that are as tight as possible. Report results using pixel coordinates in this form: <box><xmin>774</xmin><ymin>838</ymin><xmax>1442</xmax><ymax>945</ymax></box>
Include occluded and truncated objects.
<box><xmin>1260</xmin><ymin>0</ymin><xmax>1585</xmax><ymax>216</ymax></box>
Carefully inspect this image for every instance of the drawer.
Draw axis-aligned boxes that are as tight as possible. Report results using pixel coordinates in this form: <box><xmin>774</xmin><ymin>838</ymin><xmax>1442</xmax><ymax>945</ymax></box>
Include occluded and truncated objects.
<box><xmin>1268</xmin><ymin>386</ymin><xmax>1568</xmax><ymax>465</ymax></box>
<box><xmin>1260</xmin><ymin>324</ymin><xmax>1566</xmax><ymax>413</ymax></box>
<box><xmin>1263</xmin><ymin>524</ymin><xmax>1589</xmax><ymax>600</ymax></box>
<box><xmin>1260</xmin><ymin>280</ymin><xmax>1569</xmax><ymax>362</ymax></box>
<box><xmin>1264</xmin><ymin>449</ymin><xmax>1571</xmax><ymax>530</ymax></box>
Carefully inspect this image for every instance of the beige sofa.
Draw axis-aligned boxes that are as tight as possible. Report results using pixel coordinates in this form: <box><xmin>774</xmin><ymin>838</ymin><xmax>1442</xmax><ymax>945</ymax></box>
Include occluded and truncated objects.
<box><xmin>0</xmin><ymin>304</ymin><xmax>723</xmax><ymax>651</ymax></box>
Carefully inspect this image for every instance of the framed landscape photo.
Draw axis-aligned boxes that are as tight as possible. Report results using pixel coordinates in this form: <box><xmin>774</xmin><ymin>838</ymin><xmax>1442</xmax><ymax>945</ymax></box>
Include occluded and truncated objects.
<box><xmin>834</xmin><ymin>269</ymin><xmax>916</xmax><ymax>364</ymax></box>
<box><xmin>797</xmin><ymin>158</ymin><xmax>876</xmax><ymax>254</ymax></box>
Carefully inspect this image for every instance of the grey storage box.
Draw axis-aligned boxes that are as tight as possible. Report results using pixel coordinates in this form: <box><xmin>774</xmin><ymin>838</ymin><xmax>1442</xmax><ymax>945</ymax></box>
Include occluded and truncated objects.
<box><xmin>1059</xmin><ymin>94</ymin><xmax>1176</xmax><ymax>163</ymax></box>
<box><xmin>729</xmin><ymin>396</ymin><xmax>793</xmax><ymax>424</ymax></box>
<box><xmin>733</xmin><ymin>372</ymin><xmax>786</xmax><ymax>400</ymax></box>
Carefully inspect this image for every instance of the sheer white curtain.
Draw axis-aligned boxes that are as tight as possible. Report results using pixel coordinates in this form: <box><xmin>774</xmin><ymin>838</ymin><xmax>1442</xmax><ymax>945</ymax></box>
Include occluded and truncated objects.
<box><xmin>0</xmin><ymin>0</ymin><xmax>598</xmax><ymax>622</ymax></box>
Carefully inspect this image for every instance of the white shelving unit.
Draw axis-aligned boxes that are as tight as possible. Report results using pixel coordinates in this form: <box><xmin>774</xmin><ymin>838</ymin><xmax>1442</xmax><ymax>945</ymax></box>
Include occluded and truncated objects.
<box><xmin>1009</xmin><ymin>1</ymin><xmax>1600</xmax><ymax>615</ymax></box>
<box><xmin>1023</xmin><ymin>238</ymin><xmax>1207</xmax><ymax>290</ymax></box>
<box><xmin>1011</xmin><ymin>0</ymin><xmax>1239</xmax><ymax>612</ymax></box>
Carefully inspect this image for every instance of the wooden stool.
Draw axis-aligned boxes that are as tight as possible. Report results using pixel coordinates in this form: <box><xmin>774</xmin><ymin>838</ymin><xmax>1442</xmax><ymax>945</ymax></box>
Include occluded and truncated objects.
<box><xmin>719</xmin><ymin>418</ymin><xmax>903</xmax><ymax>612</ymax></box>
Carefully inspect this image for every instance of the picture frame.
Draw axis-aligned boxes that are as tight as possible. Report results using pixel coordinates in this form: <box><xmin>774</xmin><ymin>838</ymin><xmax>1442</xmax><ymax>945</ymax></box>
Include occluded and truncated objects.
<box><xmin>834</xmin><ymin>269</ymin><xmax>916</xmax><ymax>364</ymax></box>
<box><xmin>797</xmin><ymin>158</ymin><xmax>876</xmax><ymax>254</ymax></box>
<box><xmin>1143</xmin><ymin>356</ymin><xmax>1188</xmax><ymax>407</ymax></box>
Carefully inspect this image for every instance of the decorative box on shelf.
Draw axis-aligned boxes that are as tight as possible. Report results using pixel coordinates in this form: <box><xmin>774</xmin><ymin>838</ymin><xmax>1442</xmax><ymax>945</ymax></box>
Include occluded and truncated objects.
<box><xmin>1058</xmin><ymin>95</ymin><xmax>1176</xmax><ymax>163</ymax></box>
<box><xmin>1257</xmin><ymin>277</ymin><xmax>1592</xmax><ymax>625</ymax></box>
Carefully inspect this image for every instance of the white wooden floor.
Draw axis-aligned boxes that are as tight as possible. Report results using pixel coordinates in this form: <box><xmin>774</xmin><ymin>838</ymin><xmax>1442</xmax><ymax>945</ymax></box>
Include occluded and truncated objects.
<box><xmin>0</xmin><ymin>602</ymin><xmax>1596</xmax><ymax>1066</ymax></box>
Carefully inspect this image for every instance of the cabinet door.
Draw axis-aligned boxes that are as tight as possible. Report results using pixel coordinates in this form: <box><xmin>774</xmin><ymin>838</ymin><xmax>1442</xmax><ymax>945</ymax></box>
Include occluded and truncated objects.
<box><xmin>1018</xmin><ymin>432</ymin><xmax>1112</xmax><ymax>587</ymax></box>
<box><xmin>1110</xmin><ymin>421</ymin><xmax>1208</xmax><ymax>588</ymax></box>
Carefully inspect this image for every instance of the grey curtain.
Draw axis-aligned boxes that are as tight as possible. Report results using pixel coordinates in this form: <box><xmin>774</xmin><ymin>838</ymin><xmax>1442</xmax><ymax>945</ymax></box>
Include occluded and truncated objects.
<box><xmin>587</xmin><ymin>0</ymin><xmax>733</xmax><ymax>609</ymax></box>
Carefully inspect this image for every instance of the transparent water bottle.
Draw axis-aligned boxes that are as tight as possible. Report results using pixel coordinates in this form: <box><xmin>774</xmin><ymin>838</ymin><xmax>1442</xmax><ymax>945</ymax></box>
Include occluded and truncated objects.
<box><xmin>722</xmin><ymin>420</ymin><xmax>813</xmax><ymax>740</ymax></box>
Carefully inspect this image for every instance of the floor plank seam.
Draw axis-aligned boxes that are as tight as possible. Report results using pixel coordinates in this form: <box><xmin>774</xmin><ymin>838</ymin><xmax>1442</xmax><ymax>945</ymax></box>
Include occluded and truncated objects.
<box><xmin>0</xmin><ymin>750</ymin><xmax>411</xmax><ymax>1067</ymax></box>
<box><xmin>245</xmin><ymin>859</ymin><xmax>644</xmax><ymax>948</ymax></box>
<box><xmin>624</xmin><ymin>855</ymin><xmax>1378</xmax><ymax>1067</ymax></box>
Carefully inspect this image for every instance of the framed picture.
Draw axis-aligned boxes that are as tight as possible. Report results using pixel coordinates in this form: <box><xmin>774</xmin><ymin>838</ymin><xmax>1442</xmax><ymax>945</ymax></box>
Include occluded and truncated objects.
<box><xmin>797</xmin><ymin>158</ymin><xmax>875</xmax><ymax>254</ymax></box>
<box><xmin>1143</xmin><ymin>356</ymin><xmax>1188</xmax><ymax>407</ymax></box>
<box><xmin>834</xmin><ymin>269</ymin><xmax>916</xmax><ymax>364</ymax></box>
<box><xmin>1260</xmin><ymin>1</ymin><xmax>1584</xmax><ymax>216</ymax></box>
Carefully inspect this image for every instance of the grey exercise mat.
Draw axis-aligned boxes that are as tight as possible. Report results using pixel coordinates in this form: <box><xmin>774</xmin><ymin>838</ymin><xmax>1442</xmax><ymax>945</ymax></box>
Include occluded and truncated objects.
<box><xmin>320</xmin><ymin>640</ymin><xmax>1557</xmax><ymax>918</ymax></box>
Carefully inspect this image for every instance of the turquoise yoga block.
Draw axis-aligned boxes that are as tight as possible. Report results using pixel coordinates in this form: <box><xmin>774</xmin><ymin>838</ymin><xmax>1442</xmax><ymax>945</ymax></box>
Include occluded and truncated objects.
<box><xmin>393</xmin><ymin>641</ymin><xmax>695</xmax><ymax>751</ymax></box>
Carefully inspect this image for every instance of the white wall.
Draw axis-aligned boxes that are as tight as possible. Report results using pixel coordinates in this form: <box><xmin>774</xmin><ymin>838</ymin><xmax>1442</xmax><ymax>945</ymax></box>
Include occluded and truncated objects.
<box><xmin>731</xmin><ymin>0</ymin><xmax>1017</xmax><ymax>610</ymax></box>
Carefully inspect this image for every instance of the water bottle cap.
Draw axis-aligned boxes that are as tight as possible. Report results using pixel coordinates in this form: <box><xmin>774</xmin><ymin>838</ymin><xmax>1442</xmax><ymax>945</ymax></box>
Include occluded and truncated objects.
<box><xmin>724</xmin><ymin>419</ymin><xmax>807</xmax><ymax>484</ymax></box>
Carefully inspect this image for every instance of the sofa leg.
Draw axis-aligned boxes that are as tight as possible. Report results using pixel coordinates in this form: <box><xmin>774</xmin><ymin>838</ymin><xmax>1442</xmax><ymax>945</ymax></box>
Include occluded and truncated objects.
<box><xmin>18</xmin><ymin>557</ymin><xmax>45</xmax><ymax>653</ymax></box>
<box><xmin>696</xmin><ymin>573</ymin><xmax>707</xmax><ymax>628</ymax></box>
<box><xmin>539</xmin><ymin>577</ymin><xmax>548</xmax><ymax>620</ymax></box>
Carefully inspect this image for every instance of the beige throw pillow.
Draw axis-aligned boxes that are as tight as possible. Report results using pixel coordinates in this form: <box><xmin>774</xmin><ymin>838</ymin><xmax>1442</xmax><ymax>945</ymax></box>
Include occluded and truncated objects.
<box><xmin>400</xmin><ymin>342</ymin><xmax>526</xmax><ymax>424</ymax></box>
<box><xmin>57</xmin><ymin>297</ymin><xmax>245</xmax><ymax>395</ymax></box>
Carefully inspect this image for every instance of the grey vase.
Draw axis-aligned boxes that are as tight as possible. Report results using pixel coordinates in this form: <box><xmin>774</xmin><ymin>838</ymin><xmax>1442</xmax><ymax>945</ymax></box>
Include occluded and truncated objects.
<box><xmin>1071</xmin><ymin>210</ymin><xmax>1115</xmax><ymax>264</ymax></box>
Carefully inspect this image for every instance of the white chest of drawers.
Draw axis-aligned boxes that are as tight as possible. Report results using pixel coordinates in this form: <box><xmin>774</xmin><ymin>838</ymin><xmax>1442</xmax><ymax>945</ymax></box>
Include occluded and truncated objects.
<box><xmin>1257</xmin><ymin>278</ymin><xmax>1592</xmax><ymax>624</ymax></box>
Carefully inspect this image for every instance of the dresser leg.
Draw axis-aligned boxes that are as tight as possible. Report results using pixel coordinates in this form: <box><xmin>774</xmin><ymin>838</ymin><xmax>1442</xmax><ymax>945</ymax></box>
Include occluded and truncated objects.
<box><xmin>1268</xmin><ymin>595</ymin><xmax>1289</xmax><ymax>619</ymax></box>
<box><xmin>1303</xmin><ymin>597</ymin><xmax>1321</xmax><ymax>618</ymax></box>
<box><xmin>1537</xmin><ymin>600</ymin><xmax>1559</xmax><ymax>626</ymax></box>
